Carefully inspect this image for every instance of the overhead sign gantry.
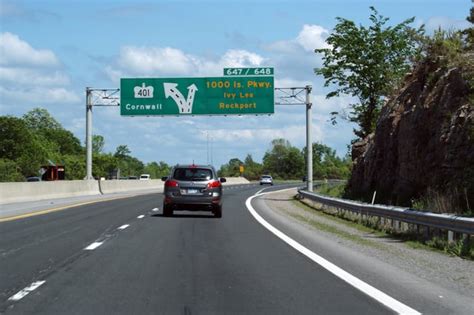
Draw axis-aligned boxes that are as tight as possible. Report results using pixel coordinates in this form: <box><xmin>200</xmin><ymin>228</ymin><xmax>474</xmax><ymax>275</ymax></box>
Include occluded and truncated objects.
<box><xmin>120</xmin><ymin>68</ymin><xmax>274</xmax><ymax>116</ymax></box>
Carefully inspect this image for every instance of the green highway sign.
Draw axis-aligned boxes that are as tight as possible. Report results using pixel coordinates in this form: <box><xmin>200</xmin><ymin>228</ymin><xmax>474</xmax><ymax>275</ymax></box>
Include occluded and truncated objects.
<box><xmin>120</xmin><ymin>76</ymin><xmax>274</xmax><ymax>116</ymax></box>
<box><xmin>224</xmin><ymin>67</ymin><xmax>274</xmax><ymax>76</ymax></box>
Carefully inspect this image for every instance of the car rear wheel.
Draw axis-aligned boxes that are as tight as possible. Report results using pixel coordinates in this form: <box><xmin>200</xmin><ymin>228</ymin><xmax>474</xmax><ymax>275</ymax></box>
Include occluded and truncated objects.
<box><xmin>213</xmin><ymin>205</ymin><xmax>222</xmax><ymax>218</ymax></box>
<box><xmin>163</xmin><ymin>204</ymin><xmax>173</xmax><ymax>217</ymax></box>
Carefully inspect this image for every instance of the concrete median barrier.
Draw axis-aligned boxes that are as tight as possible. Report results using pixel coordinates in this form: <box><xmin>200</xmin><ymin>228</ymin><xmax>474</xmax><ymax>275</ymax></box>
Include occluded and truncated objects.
<box><xmin>222</xmin><ymin>177</ymin><xmax>250</xmax><ymax>185</ymax></box>
<box><xmin>99</xmin><ymin>179</ymin><xmax>163</xmax><ymax>194</ymax></box>
<box><xmin>0</xmin><ymin>177</ymin><xmax>250</xmax><ymax>205</ymax></box>
<box><xmin>0</xmin><ymin>180</ymin><xmax>100</xmax><ymax>204</ymax></box>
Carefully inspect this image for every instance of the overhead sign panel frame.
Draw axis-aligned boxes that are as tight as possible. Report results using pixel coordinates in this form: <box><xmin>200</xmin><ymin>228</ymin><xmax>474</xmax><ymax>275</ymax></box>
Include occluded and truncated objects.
<box><xmin>120</xmin><ymin>76</ymin><xmax>274</xmax><ymax>116</ymax></box>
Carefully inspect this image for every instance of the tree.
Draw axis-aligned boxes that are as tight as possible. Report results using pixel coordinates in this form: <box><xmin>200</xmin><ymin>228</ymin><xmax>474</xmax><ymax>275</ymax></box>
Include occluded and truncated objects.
<box><xmin>23</xmin><ymin>108</ymin><xmax>62</xmax><ymax>131</ymax></box>
<box><xmin>93</xmin><ymin>135</ymin><xmax>105</xmax><ymax>154</ymax></box>
<box><xmin>315</xmin><ymin>7</ymin><xmax>424</xmax><ymax>140</ymax></box>
<box><xmin>302</xmin><ymin>142</ymin><xmax>352</xmax><ymax>179</ymax></box>
<box><xmin>262</xmin><ymin>139</ymin><xmax>304</xmax><ymax>179</ymax></box>
<box><xmin>0</xmin><ymin>116</ymin><xmax>48</xmax><ymax>178</ymax></box>
<box><xmin>242</xmin><ymin>154</ymin><xmax>263</xmax><ymax>180</ymax></box>
<box><xmin>144</xmin><ymin>161</ymin><xmax>170</xmax><ymax>179</ymax></box>
<box><xmin>463</xmin><ymin>4</ymin><xmax>474</xmax><ymax>50</ymax></box>
<box><xmin>218</xmin><ymin>158</ymin><xmax>243</xmax><ymax>177</ymax></box>
<box><xmin>114</xmin><ymin>145</ymin><xmax>131</xmax><ymax>159</ymax></box>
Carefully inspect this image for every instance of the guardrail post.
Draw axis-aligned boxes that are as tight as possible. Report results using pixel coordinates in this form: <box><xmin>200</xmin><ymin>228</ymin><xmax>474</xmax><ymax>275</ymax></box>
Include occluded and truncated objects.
<box><xmin>462</xmin><ymin>234</ymin><xmax>470</xmax><ymax>250</ymax></box>
<box><xmin>424</xmin><ymin>226</ymin><xmax>430</xmax><ymax>239</ymax></box>
<box><xmin>448</xmin><ymin>230</ymin><xmax>454</xmax><ymax>243</ymax></box>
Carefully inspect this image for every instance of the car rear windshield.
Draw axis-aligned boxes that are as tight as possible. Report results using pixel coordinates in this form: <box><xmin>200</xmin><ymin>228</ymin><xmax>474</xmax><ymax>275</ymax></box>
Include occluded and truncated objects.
<box><xmin>173</xmin><ymin>168</ymin><xmax>213</xmax><ymax>181</ymax></box>
<box><xmin>262</xmin><ymin>176</ymin><xmax>271</xmax><ymax>179</ymax></box>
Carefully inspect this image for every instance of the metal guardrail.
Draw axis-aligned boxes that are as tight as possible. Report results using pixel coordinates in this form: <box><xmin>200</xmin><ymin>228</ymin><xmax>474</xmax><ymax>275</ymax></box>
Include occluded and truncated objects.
<box><xmin>298</xmin><ymin>189</ymin><xmax>474</xmax><ymax>236</ymax></box>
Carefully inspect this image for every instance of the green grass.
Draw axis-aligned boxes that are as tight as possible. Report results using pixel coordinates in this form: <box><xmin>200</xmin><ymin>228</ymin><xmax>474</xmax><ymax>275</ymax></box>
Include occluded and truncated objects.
<box><xmin>291</xmin><ymin>199</ymin><xmax>385</xmax><ymax>236</ymax></box>
<box><xmin>315</xmin><ymin>183</ymin><xmax>346</xmax><ymax>198</ymax></box>
<box><xmin>292</xmin><ymin>197</ymin><xmax>474</xmax><ymax>260</ymax></box>
<box><xmin>288</xmin><ymin>200</ymin><xmax>387</xmax><ymax>249</ymax></box>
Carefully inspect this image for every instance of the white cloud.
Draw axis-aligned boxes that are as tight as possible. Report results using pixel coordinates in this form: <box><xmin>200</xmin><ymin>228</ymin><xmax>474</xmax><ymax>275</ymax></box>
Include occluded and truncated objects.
<box><xmin>265</xmin><ymin>24</ymin><xmax>330</xmax><ymax>53</ymax></box>
<box><xmin>210</xmin><ymin>124</ymin><xmax>323</xmax><ymax>145</ymax></box>
<box><xmin>0</xmin><ymin>32</ymin><xmax>59</xmax><ymax>67</ymax></box>
<box><xmin>0</xmin><ymin>86</ymin><xmax>80</xmax><ymax>104</ymax></box>
<box><xmin>110</xmin><ymin>47</ymin><xmax>265</xmax><ymax>80</ymax></box>
<box><xmin>296</xmin><ymin>24</ymin><xmax>331</xmax><ymax>52</ymax></box>
<box><xmin>0</xmin><ymin>32</ymin><xmax>77</xmax><ymax>112</ymax></box>
<box><xmin>117</xmin><ymin>46</ymin><xmax>196</xmax><ymax>76</ymax></box>
<box><xmin>0</xmin><ymin>67</ymin><xmax>70</xmax><ymax>85</ymax></box>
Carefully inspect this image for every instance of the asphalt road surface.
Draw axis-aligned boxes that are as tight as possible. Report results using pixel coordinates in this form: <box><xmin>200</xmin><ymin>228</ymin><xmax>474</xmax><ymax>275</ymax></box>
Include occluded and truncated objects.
<box><xmin>1</xmin><ymin>184</ymin><xmax>414</xmax><ymax>314</ymax></box>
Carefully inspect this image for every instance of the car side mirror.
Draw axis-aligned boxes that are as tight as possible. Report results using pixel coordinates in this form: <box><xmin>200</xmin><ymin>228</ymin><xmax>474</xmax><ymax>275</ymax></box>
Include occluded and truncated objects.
<box><xmin>219</xmin><ymin>177</ymin><xmax>226</xmax><ymax>183</ymax></box>
<box><xmin>161</xmin><ymin>176</ymin><xmax>168</xmax><ymax>181</ymax></box>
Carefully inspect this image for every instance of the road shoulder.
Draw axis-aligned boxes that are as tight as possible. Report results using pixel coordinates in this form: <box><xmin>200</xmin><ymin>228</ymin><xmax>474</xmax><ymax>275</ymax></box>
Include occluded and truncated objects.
<box><xmin>254</xmin><ymin>188</ymin><xmax>474</xmax><ymax>315</ymax></box>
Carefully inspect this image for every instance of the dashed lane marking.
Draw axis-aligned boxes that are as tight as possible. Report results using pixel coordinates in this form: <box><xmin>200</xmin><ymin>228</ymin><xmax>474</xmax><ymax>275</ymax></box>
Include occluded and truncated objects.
<box><xmin>84</xmin><ymin>242</ymin><xmax>103</xmax><ymax>250</ymax></box>
<box><xmin>8</xmin><ymin>281</ymin><xmax>46</xmax><ymax>301</ymax></box>
<box><xmin>137</xmin><ymin>215</ymin><xmax>145</xmax><ymax>219</ymax></box>
<box><xmin>117</xmin><ymin>224</ymin><xmax>129</xmax><ymax>230</ymax></box>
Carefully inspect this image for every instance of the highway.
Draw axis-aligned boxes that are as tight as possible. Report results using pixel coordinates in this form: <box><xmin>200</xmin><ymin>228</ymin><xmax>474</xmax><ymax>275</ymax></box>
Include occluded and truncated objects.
<box><xmin>0</xmin><ymin>184</ymin><xmax>468</xmax><ymax>314</ymax></box>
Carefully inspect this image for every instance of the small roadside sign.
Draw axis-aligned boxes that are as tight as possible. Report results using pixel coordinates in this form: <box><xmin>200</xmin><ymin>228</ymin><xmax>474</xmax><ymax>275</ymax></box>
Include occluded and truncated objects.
<box><xmin>224</xmin><ymin>67</ymin><xmax>274</xmax><ymax>76</ymax></box>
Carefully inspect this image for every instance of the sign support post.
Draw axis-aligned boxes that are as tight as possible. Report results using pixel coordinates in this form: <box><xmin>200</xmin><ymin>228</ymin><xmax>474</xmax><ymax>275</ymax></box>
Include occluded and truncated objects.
<box><xmin>305</xmin><ymin>85</ymin><xmax>313</xmax><ymax>192</ymax></box>
<box><xmin>85</xmin><ymin>88</ymin><xmax>93</xmax><ymax>180</ymax></box>
<box><xmin>84</xmin><ymin>88</ymin><xmax>120</xmax><ymax>180</ymax></box>
<box><xmin>275</xmin><ymin>85</ymin><xmax>313</xmax><ymax>191</ymax></box>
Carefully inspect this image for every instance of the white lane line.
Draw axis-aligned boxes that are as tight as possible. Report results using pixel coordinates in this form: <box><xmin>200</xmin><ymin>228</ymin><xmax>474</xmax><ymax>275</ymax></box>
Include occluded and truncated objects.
<box><xmin>137</xmin><ymin>215</ymin><xmax>145</xmax><ymax>219</ymax></box>
<box><xmin>117</xmin><ymin>224</ymin><xmax>130</xmax><ymax>230</ymax></box>
<box><xmin>84</xmin><ymin>241</ymin><xmax>103</xmax><ymax>250</ymax></box>
<box><xmin>8</xmin><ymin>281</ymin><xmax>46</xmax><ymax>301</ymax></box>
<box><xmin>245</xmin><ymin>190</ymin><xmax>421</xmax><ymax>315</ymax></box>
<box><xmin>152</xmin><ymin>208</ymin><xmax>159</xmax><ymax>212</ymax></box>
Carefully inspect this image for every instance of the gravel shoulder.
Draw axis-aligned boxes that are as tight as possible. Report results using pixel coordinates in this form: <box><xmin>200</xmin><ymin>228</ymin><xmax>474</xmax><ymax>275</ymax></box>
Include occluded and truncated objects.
<box><xmin>258</xmin><ymin>188</ymin><xmax>474</xmax><ymax>312</ymax></box>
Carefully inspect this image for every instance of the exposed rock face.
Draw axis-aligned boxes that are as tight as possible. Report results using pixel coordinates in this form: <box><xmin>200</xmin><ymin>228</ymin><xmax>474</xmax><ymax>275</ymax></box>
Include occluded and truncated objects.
<box><xmin>348</xmin><ymin>59</ymin><xmax>474</xmax><ymax>211</ymax></box>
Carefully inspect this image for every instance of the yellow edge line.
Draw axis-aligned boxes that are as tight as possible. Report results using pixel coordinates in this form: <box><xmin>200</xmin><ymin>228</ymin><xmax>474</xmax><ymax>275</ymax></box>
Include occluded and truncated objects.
<box><xmin>0</xmin><ymin>194</ymin><xmax>141</xmax><ymax>223</ymax></box>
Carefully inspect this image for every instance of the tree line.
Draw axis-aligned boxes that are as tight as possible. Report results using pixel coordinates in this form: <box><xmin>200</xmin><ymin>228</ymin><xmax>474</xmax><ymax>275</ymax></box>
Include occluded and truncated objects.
<box><xmin>0</xmin><ymin>108</ymin><xmax>171</xmax><ymax>181</ymax></box>
<box><xmin>0</xmin><ymin>108</ymin><xmax>350</xmax><ymax>182</ymax></box>
<box><xmin>218</xmin><ymin>139</ymin><xmax>351</xmax><ymax>180</ymax></box>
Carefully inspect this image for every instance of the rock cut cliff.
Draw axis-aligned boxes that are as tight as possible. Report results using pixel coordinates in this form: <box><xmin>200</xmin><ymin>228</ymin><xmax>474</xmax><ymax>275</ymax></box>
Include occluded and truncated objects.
<box><xmin>347</xmin><ymin>57</ymin><xmax>474</xmax><ymax>213</ymax></box>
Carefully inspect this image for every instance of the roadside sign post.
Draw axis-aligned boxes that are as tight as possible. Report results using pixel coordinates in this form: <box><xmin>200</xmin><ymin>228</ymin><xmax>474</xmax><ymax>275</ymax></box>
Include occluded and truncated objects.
<box><xmin>305</xmin><ymin>86</ymin><xmax>313</xmax><ymax>192</ymax></box>
<box><xmin>274</xmin><ymin>85</ymin><xmax>313</xmax><ymax>192</ymax></box>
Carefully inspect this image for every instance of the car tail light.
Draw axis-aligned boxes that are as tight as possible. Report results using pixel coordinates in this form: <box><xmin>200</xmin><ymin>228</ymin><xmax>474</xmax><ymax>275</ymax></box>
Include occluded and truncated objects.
<box><xmin>165</xmin><ymin>180</ymin><xmax>179</xmax><ymax>187</ymax></box>
<box><xmin>207</xmin><ymin>180</ymin><xmax>221</xmax><ymax>188</ymax></box>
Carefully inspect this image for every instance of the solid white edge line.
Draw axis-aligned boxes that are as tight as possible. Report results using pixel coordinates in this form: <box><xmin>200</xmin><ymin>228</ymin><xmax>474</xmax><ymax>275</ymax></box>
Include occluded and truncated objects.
<box><xmin>84</xmin><ymin>241</ymin><xmax>103</xmax><ymax>250</ymax></box>
<box><xmin>245</xmin><ymin>190</ymin><xmax>421</xmax><ymax>315</ymax></box>
<box><xmin>137</xmin><ymin>215</ymin><xmax>145</xmax><ymax>219</ymax></box>
<box><xmin>117</xmin><ymin>224</ymin><xmax>130</xmax><ymax>230</ymax></box>
<box><xmin>8</xmin><ymin>281</ymin><xmax>46</xmax><ymax>301</ymax></box>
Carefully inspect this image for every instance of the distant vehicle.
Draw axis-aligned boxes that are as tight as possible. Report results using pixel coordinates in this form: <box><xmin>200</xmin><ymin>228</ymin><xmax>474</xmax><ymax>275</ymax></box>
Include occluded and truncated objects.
<box><xmin>26</xmin><ymin>176</ymin><xmax>41</xmax><ymax>182</ymax></box>
<box><xmin>128</xmin><ymin>176</ymin><xmax>138</xmax><ymax>180</ymax></box>
<box><xmin>260</xmin><ymin>175</ymin><xmax>273</xmax><ymax>185</ymax></box>
<box><xmin>140</xmin><ymin>174</ymin><xmax>151</xmax><ymax>180</ymax></box>
<box><xmin>161</xmin><ymin>164</ymin><xmax>226</xmax><ymax>218</ymax></box>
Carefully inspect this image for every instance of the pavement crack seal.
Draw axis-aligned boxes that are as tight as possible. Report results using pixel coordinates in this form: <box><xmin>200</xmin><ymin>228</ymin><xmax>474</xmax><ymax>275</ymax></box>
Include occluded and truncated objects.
<box><xmin>246</xmin><ymin>188</ymin><xmax>421</xmax><ymax>315</ymax></box>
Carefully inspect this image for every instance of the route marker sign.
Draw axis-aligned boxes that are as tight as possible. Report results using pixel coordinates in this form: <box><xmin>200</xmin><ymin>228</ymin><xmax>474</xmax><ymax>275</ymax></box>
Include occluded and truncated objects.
<box><xmin>120</xmin><ymin>76</ymin><xmax>274</xmax><ymax>116</ymax></box>
<box><xmin>224</xmin><ymin>67</ymin><xmax>274</xmax><ymax>76</ymax></box>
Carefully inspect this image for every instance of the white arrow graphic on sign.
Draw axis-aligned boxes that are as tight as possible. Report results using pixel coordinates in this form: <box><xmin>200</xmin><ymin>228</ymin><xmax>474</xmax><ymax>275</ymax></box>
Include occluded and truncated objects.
<box><xmin>164</xmin><ymin>83</ymin><xmax>198</xmax><ymax>114</ymax></box>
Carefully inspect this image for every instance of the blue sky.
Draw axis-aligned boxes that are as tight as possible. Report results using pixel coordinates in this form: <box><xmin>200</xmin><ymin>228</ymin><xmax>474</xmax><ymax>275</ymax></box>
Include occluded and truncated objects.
<box><xmin>0</xmin><ymin>0</ymin><xmax>471</xmax><ymax>169</ymax></box>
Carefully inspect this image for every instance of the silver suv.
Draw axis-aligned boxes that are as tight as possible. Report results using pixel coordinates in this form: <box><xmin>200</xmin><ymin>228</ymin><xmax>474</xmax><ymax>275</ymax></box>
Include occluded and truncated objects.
<box><xmin>161</xmin><ymin>164</ymin><xmax>226</xmax><ymax>217</ymax></box>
